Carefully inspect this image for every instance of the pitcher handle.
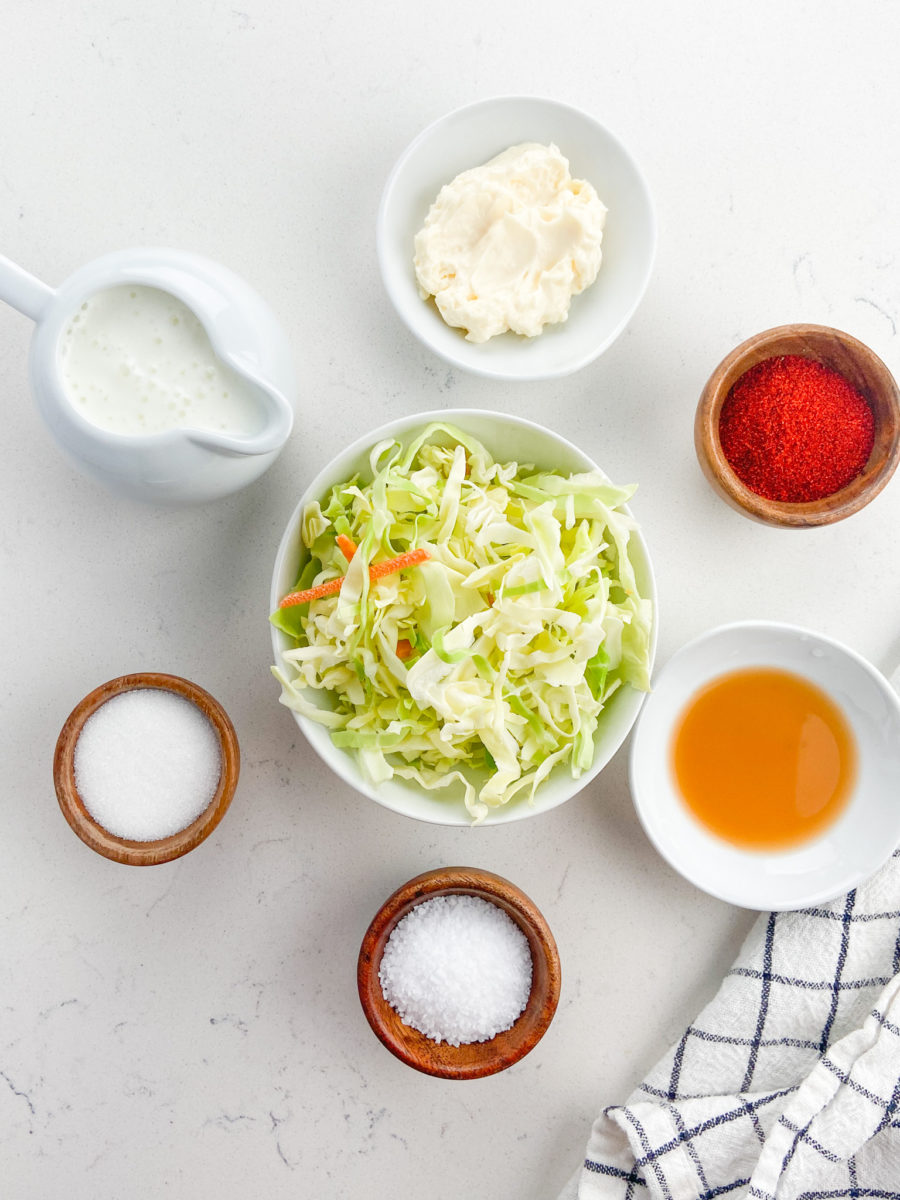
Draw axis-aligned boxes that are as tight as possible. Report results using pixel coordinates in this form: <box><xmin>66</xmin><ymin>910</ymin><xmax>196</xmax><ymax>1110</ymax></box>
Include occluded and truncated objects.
<box><xmin>0</xmin><ymin>254</ymin><xmax>55</xmax><ymax>321</ymax></box>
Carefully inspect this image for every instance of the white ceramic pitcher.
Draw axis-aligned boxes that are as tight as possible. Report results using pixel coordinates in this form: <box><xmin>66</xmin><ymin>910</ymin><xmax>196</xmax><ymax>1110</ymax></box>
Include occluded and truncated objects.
<box><xmin>0</xmin><ymin>247</ymin><xmax>296</xmax><ymax>503</ymax></box>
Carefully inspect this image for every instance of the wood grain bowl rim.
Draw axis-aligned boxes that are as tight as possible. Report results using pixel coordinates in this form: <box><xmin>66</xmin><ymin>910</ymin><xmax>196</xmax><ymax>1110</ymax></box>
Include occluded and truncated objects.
<box><xmin>694</xmin><ymin>323</ymin><xmax>900</xmax><ymax>528</ymax></box>
<box><xmin>357</xmin><ymin>867</ymin><xmax>561</xmax><ymax>1080</ymax></box>
<box><xmin>53</xmin><ymin>672</ymin><xmax>240</xmax><ymax>866</ymax></box>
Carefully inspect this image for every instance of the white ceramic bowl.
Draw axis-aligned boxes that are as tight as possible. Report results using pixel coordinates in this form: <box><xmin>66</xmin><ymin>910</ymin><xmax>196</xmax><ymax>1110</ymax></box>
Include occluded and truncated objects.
<box><xmin>271</xmin><ymin>408</ymin><xmax>657</xmax><ymax>826</ymax></box>
<box><xmin>377</xmin><ymin>96</ymin><xmax>656</xmax><ymax>381</ymax></box>
<box><xmin>630</xmin><ymin>622</ymin><xmax>900</xmax><ymax>910</ymax></box>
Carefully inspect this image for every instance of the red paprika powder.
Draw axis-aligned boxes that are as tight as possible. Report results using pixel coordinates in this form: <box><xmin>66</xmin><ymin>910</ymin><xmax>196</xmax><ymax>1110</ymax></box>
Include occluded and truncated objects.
<box><xmin>718</xmin><ymin>355</ymin><xmax>874</xmax><ymax>503</ymax></box>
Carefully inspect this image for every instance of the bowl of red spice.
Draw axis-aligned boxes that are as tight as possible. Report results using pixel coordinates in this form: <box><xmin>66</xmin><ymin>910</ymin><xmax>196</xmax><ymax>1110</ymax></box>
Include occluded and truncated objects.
<box><xmin>695</xmin><ymin>324</ymin><xmax>900</xmax><ymax>527</ymax></box>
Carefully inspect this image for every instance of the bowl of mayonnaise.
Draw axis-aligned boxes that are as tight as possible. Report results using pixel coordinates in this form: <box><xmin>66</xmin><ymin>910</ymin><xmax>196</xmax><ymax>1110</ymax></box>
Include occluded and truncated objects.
<box><xmin>377</xmin><ymin>95</ymin><xmax>656</xmax><ymax>381</ymax></box>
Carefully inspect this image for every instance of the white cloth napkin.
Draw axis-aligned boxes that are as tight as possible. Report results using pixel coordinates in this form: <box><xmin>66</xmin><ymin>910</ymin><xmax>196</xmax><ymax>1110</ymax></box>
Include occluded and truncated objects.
<box><xmin>559</xmin><ymin>850</ymin><xmax>900</xmax><ymax>1200</ymax></box>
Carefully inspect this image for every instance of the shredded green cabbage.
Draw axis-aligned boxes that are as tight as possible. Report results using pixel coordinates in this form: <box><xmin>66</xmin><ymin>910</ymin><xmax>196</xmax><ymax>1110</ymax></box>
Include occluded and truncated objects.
<box><xmin>271</xmin><ymin>423</ymin><xmax>652</xmax><ymax>821</ymax></box>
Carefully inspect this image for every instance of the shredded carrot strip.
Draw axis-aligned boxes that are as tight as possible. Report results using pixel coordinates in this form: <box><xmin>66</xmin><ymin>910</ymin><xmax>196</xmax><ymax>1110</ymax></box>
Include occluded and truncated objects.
<box><xmin>279</xmin><ymin>548</ymin><xmax>430</xmax><ymax>609</ymax></box>
<box><xmin>369</xmin><ymin>548</ymin><xmax>429</xmax><ymax>580</ymax></box>
<box><xmin>279</xmin><ymin>577</ymin><xmax>344</xmax><ymax>607</ymax></box>
<box><xmin>396</xmin><ymin>638</ymin><xmax>414</xmax><ymax>660</ymax></box>
<box><xmin>336</xmin><ymin>534</ymin><xmax>357</xmax><ymax>562</ymax></box>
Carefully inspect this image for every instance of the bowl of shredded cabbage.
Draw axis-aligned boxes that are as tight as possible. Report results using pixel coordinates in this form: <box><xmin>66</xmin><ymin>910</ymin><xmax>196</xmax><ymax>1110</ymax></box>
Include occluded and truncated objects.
<box><xmin>270</xmin><ymin>410</ymin><xmax>656</xmax><ymax>825</ymax></box>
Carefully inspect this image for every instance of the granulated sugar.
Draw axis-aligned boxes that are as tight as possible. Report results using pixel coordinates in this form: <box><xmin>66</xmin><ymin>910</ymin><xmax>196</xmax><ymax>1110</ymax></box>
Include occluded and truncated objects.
<box><xmin>74</xmin><ymin>689</ymin><xmax>221</xmax><ymax>841</ymax></box>
<box><xmin>378</xmin><ymin>894</ymin><xmax>533</xmax><ymax>1045</ymax></box>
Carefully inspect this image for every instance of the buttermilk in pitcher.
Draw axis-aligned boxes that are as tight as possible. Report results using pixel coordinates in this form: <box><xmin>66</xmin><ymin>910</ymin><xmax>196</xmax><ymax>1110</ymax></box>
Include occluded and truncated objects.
<box><xmin>60</xmin><ymin>284</ymin><xmax>263</xmax><ymax>437</ymax></box>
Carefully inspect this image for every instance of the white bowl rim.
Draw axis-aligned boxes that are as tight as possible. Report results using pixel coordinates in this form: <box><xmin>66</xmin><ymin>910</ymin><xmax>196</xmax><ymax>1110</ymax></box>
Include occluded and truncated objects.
<box><xmin>270</xmin><ymin>407</ymin><xmax>658</xmax><ymax>826</ymax></box>
<box><xmin>629</xmin><ymin>619</ymin><xmax>900</xmax><ymax>910</ymax></box>
<box><xmin>376</xmin><ymin>94</ymin><xmax>657</xmax><ymax>382</ymax></box>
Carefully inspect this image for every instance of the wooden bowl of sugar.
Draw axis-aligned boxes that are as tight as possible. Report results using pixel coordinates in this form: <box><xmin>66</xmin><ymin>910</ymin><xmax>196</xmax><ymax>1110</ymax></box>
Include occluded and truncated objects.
<box><xmin>357</xmin><ymin>867</ymin><xmax>561</xmax><ymax>1079</ymax></box>
<box><xmin>54</xmin><ymin>673</ymin><xmax>239</xmax><ymax>866</ymax></box>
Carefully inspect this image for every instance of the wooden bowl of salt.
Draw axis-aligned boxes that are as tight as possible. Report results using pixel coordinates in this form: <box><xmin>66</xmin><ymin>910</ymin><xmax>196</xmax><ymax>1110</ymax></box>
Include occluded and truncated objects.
<box><xmin>54</xmin><ymin>672</ymin><xmax>240</xmax><ymax>866</ymax></box>
<box><xmin>357</xmin><ymin>867</ymin><xmax>561</xmax><ymax>1080</ymax></box>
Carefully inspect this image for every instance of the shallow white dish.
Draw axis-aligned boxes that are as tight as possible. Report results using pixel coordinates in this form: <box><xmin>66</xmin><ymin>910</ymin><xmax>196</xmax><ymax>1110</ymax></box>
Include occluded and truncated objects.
<box><xmin>270</xmin><ymin>408</ymin><xmax>657</xmax><ymax>826</ymax></box>
<box><xmin>377</xmin><ymin>96</ymin><xmax>656</xmax><ymax>382</ymax></box>
<box><xmin>629</xmin><ymin>621</ymin><xmax>900</xmax><ymax>910</ymax></box>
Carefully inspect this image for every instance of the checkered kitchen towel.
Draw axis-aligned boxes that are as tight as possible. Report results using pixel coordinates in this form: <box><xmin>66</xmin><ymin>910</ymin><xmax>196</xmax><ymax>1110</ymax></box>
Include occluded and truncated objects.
<box><xmin>559</xmin><ymin>850</ymin><xmax>900</xmax><ymax>1199</ymax></box>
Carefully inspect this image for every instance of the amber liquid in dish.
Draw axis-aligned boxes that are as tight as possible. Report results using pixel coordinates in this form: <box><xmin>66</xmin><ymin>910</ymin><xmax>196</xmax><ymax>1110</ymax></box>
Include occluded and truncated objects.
<box><xmin>671</xmin><ymin>667</ymin><xmax>856</xmax><ymax>849</ymax></box>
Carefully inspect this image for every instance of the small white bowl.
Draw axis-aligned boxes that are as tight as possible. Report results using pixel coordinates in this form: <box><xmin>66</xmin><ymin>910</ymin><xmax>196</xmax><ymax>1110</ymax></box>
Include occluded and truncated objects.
<box><xmin>629</xmin><ymin>622</ymin><xmax>900</xmax><ymax>911</ymax></box>
<box><xmin>377</xmin><ymin>96</ymin><xmax>656</xmax><ymax>382</ymax></box>
<box><xmin>270</xmin><ymin>408</ymin><xmax>656</xmax><ymax>826</ymax></box>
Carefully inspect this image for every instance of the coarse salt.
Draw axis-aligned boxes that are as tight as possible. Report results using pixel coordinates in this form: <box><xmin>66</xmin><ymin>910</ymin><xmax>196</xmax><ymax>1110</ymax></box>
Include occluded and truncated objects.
<box><xmin>378</xmin><ymin>894</ymin><xmax>533</xmax><ymax>1046</ymax></box>
<box><xmin>73</xmin><ymin>689</ymin><xmax>221</xmax><ymax>841</ymax></box>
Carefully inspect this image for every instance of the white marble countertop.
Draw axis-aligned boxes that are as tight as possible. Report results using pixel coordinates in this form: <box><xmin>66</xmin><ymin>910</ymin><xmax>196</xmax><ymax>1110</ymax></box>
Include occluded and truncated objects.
<box><xmin>3</xmin><ymin>2</ymin><xmax>900</xmax><ymax>1196</ymax></box>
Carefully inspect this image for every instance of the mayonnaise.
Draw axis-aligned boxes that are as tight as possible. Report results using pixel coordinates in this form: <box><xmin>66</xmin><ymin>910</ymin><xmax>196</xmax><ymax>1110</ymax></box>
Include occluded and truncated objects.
<box><xmin>60</xmin><ymin>284</ymin><xmax>264</xmax><ymax>437</ymax></box>
<box><xmin>414</xmin><ymin>142</ymin><xmax>607</xmax><ymax>343</ymax></box>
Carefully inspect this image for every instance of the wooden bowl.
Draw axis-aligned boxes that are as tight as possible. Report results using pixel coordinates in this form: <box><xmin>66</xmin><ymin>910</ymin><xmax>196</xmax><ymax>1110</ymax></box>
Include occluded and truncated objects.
<box><xmin>54</xmin><ymin>673</ymin><xmax>240</xmax><ymax>866</ymax></box>
<box><xmin>357</xmin><ymin>867</ymin><xmax>561</xmax><ymax>1079</ymax></box>
<box><xmin>695</xmin><ymin>324</ymin><xmax>900</xmax><ymax>527</ymax></box>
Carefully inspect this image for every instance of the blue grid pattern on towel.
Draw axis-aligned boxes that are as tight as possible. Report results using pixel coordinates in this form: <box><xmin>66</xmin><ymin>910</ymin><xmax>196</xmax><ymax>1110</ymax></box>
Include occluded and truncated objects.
<box><xmin>579</xmin><ymin>850</ymin><xmax>900</xmax><ymax>1200</ymax></box>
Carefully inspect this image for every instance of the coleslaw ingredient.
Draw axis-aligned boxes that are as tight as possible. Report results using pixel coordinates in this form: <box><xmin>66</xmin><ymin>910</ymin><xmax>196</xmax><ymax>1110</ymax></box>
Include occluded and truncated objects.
<box><xmin>280</xmin><ymin>548</ymin><xmax>430</xmax><ymax>608</ymax></box>
<box><xmin>414</xmin><ymin>143</ymin><xmax>607</xmax><ymax>342</ymax></box>
<box><xmin>271</xmin><ymin>423</ymin><xmax>651</xmax><ymax>820</ymax></box>
<box><xmin>379</xmin><ymin>894</ymin><xmax>532</xmax><ymax>1045</ymax></box>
